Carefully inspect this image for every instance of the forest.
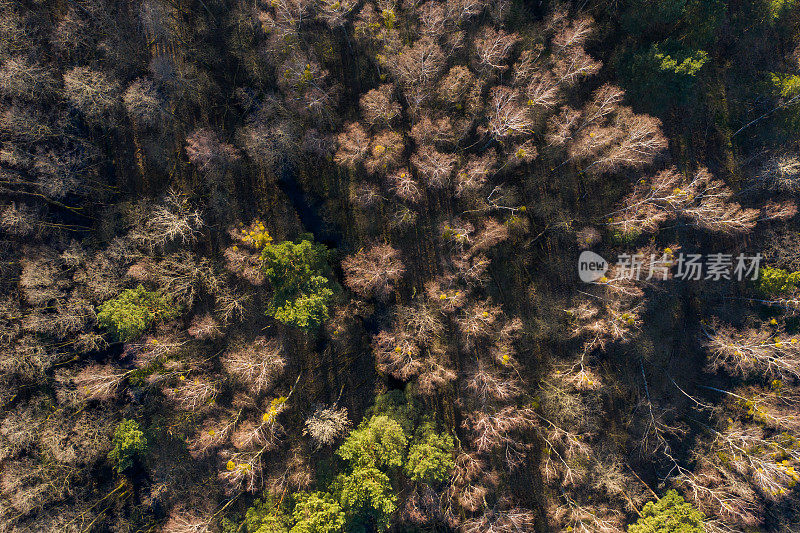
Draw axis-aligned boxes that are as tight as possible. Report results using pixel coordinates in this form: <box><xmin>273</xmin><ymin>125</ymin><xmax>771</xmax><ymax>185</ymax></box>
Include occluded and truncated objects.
<box><xmin>0</xmin><ymin>0</ymin><xmax>799</xmax><ymax>531</ymax></box>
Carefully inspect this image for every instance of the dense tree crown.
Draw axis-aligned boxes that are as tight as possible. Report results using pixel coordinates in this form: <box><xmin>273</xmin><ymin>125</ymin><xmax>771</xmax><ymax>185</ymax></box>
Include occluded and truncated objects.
<box><xmin>628</xmin><ymin>491</ymin><xmax>704</xmax><ymax>533</ymax></box>
<box><xmin>97</xmin><ymin>285</ymin><xmax>177</xmax><ymax>342</ymax></box>
<box><xmin>0</xmin><ymin>0</ymin><xmax>797</xmax><ymax>531</ymax></box>
<box><xmin>260</xmin><ymin>238</ymin><xmax>334</xmax><ymax>329</ymax></box>
<box><xmin>108</xmin><ymin>419</ymin><xmax>148</xmax><ymax>474</ymax></box>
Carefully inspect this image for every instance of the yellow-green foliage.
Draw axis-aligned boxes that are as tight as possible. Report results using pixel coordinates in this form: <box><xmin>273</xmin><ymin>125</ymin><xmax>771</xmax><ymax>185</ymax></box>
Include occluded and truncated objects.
<box><xmin>260</xmin><ymin>239</ymin><xmax>333</xmax><ymax>329</ymax></box>
<box><xmin>97</xmin><ymin>285</ymin><xmax>176</xmax><ymax>342</ymax></box>
<box><xmin>772</xmin><ymin>73</ymin><xmax>800</xmax><ymax>99</ymax></box>
<box><xmin>238</xmin><ymin>220</ymin><xmax>273</xmax><ymax>250</ymax></box>
<box><xmin>239</xmin><ymin>392</ymin><xmax>454</xmax><ymax>532</ymax></box>
<box><xmin>628</xmin><ymin>490</ymin><xmax>704</xmax><ymax>532</ymax></box>
<box><xmin>757</xmin><ymin>266</ymin><xmax>800</xmax><ymax>295</ymax></box>
<box><xmin>108</xmin><ymin>419</ymin><xmax>147</xmax><ymax>473</ymax></box>
<box><xmin>291</xmin><ymin>492</ymin><xmax>346</xmax><ymax>533</ymax></box>
<box><xmin>767</xmin><ymin>0</ymin><xmax>798</xmax><ymax>20</ymax></box>
<box><xmin>244</xmin><ymin>496</ymin><xmax>289</xmax><ymax>533</ymax></box>
<box><xmin>404</xmin><ymin>424</ymin><xmax>455</xmax><ymax>483</ymax></box>
<box><xmin>336</xmin><ymin>415</ymin><xmax>407</xmax><ymax>469</ymax></box>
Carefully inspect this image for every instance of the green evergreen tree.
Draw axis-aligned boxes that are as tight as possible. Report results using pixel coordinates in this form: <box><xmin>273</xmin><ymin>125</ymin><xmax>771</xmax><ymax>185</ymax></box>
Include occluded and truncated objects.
<box><xmin>757</xmin><ymin>266</ymin><xmax>800</xmax><ymax>295</ymax></box>
<box><xmin>619</xmin><ymin>41</ymin><xmax>709</xmax><ymax>114</ymax></box>
<box><xmin>617</xmin><ymin>0</ymin><xmax>723</xmax><ymax>114</ymax></box>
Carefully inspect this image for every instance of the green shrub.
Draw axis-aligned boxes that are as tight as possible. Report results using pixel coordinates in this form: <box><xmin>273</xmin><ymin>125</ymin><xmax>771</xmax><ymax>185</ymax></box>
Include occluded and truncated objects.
<box><xmin>108</xmin><ymin>419</ymin><xmax>147</xmax><ymax>473</ymax></box>
<box><xmin>97</xmin><ymin>285</ymin><xmax>176</xmax><ymax>342</ymax></box>
<box><xmin>628</xmin><ymin>490</ymin><xmax>704</xmax><ymax>532</ymax></box>
<box><xmin>369</xmin><ymin>389</ymin><xmax>418</xmax><ymax>433</ymax></box>
<box><xmin>611</xmin><ymin>228</ymin><xmax>642</xmax><ymax>246</ymax></box>
<box><xmin>771</xmin><ymin>73</ymin><xmax>800</xmax><ymax>130</ymax></box>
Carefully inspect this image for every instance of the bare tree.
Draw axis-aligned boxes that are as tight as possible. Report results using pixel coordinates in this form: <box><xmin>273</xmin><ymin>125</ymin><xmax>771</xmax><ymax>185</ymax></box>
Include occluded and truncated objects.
<box><xmin>455</xmin><ymin>152</ymin><xmax>496</xmax><ymax>197</ymax></box>
<box><xmin>610</xmin><ymin>168</ymin><xmax>759</xmax><ymax>235</ymax></box>
<box><xmin>360</xmin><ymin>84</ymin><xmax>401</xmax><ymax>127</ymax></box>
<box><xmin>754</xmin><ymin>153</ymin><xmax>800</xmax><ymax>192</ymax></box>
<box><xmin>129</xmin><ymin>190</ymin><xmax>204</xmax><ymax>251</ymax></box>
<box><xmin>487</xmin><ymin>86</ymin><xmax>534</xmax><ymax>138</ymax></box>
<box><xmin>317</xmin><ymin>0</ymin><xmax>358</xmax><ymax>27</ymax></box>
<box><xmin>465</xmin><ymin>361</ymin><xmax>523</xmax><ymax>403</ymax></box>
<box><xmin>161</xmin><ymin>510</ymin><xmax>210</xmax><ymax>533</ymax></box>
<box><xmin>304</xmin><ymin>405</ymin><xmax>351</xmax><ymax>447</ymax></box>
<box><xmin>123</xmin><ymin>78</ymin><xmax>166</xmax><ymax>128</ymax></box>
<box><xmin>584</xmin><ymin>109</ymin><xmax>667</xmax><ymax>172</ymax></box>
<box><xmin>704</xmin><ymin>320</ymin><xmax>800</xmax><ymax>379</ymax></box>
<box><xmin>185</xmin><ymin>129</ymin><xmax>240</xmax><ymax>172</ymax></box>
<box><xmin>0</xmin><ymin>57</ymin><xmax>55</xmax><ymax>100</ymax></box>
<box><xmin>62</xmin><ymin>67</ymin><xmax>120</xmax><ymax>123</ymax></box>
<box><xmin>334</xmin><ymin>122</ymin><xmax>370</xmax><ymax>169</ymax></box>
<box><xmin>418</xmin><ymin>1</ymin><xmax>448</xmax><ymax>39</ymax></box>
<box><xmin>392</xmin><ymin>37</ymin><xmax>446</xmax><ymax>111</ymax></box>
<box><xmin>187</xmin><ymin>314</ymin><xmax>221</xmax><ymax>340</ymax></box>
<box><xmin>342</xmin><ymin>243</ymin><xmax>406</xmax><ymax>299</ymax></box>
<box><xmin>73</xmin><ymin>364</ymin><xmax>128</xmax><ymax>401</ymax></box>
<box><xmin>373</xmin><ymin>328</ymin><xmax>424</xmax><ymax>380</ymax></box>
<box><xmin>365</xmin><ymin>130</ymin><xmax>404</xmax><ymax>174</ymax></box>
<box><xmin>411</xmin><ymin>145</ymin><xmax>457</xmax><ymax>188</ymax></box>
<box><xmin>409</xmin><ymin>114</ymin><xmax>458</xmax><ymax>147</ymax></box>
<box><xmin>388</xmin><ymin>169</ymin><xmax>424</xmax><ymax>203</ymax></box>
<box><xmin>445</xmin><ymin>0</ymin><xmax>488</xmax><ymax>22</ymax></box>
<box><xmin>222</xmin><ymin>337</ymin><xmax>286</xmax><ymax>394</ymax></box>
<box><xmin>166</xmin><ymin>376</ymin><xmax>217</xmax><ymax>412</ymax></box>
<box><xmin>474</xmin><ymin>27</ymin><xmax>518</xmax><ymax>72</ymax></box>
<box><xmin>437</xmin><ymin>65</ymin><xmax>481</xmax><ymax>113</ymax></box>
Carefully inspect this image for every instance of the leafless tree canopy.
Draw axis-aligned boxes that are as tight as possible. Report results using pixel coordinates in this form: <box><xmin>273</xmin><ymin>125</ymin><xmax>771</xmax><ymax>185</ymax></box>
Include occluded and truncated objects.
<box><xmin>0</xmin><ymin>0</ymin><xmax>796</xmax><ymax>531</ymax></box>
